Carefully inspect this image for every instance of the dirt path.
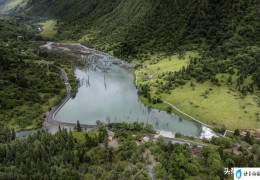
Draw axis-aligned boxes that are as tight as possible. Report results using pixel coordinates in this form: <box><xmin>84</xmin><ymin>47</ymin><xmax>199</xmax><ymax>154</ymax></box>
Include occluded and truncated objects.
<box><xmin>148</xmin><ymin>155</ymin><xmax>156</xmax><ymax>180</ymax></box>
<box><xmin>162</xmin><ymin>101</ymin><xmax>213</xmax><ymax>128</ymax></box>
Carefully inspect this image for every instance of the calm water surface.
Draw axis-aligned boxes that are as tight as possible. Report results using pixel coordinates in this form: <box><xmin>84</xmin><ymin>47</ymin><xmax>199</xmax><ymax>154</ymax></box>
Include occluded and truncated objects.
<box><xmin>56</xmin><ymin>56</ymin><xmax>212</xmax><ymax>138</ymax></box>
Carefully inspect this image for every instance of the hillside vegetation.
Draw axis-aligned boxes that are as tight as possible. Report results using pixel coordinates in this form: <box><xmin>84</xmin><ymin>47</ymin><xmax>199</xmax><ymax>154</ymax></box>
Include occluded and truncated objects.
<box><xmin>1</xmin><ymin>1</ymin><xmax>259</xmax><ymax>53</ymax></box>
<box><xmin>0</xmin><ymin>122</ymin><xmax>259</xmax><ymax>179</ymax></box>
<box><xmin>0</xmin><ymin>16</ymin><xmax>80</xmax><ymax>130</ymax></box>
<box><xmin>0</xmin><ymin>0</ymin><xmax>28</xmax><ymax>14</ymax></box>
<box><xmin>1</xmin><ymin>0</ymin><xmax>259</xmax><ymax>84</ymax></box>
<box><xmin>1</xmin><ymin>0</ymin><xmax>260</xmax><ymax>130</ymax></box>
<box><xmin>0</xmin><ymin>17</ymin><xmax>64</xmax><ymax>130</ymax></box>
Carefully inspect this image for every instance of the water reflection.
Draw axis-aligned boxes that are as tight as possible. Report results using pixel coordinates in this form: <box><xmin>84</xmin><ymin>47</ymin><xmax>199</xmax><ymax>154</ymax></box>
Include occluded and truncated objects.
<box><xmin>56</xmin><ymin>56</ymin><xmax>204</xmax><ymax>137</ymax></box>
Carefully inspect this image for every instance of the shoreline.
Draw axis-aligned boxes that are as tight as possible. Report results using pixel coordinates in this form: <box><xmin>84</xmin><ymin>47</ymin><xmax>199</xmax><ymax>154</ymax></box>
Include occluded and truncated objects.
<box><xmin>19</xmin><ymin>42</ymin><xmax>216</xmax><ymax>139</ymax></box>
<box><xmin>134</xmin><ymin>70</ymin><xmax>260</xmax><ymax>139</ymax></box>
<box><xmin>42</xmin><ymin>42</ymin><xmax>135</xmax><ymax>132</ymax></box>
<box><xmin>134</xmin><ymin>72</ymin><xmax>214</xmax><ymax>129</ymax></box>
<box><xmin>15</xmin><ymin>42</ymin><xmax>259</xmax><ymax>139</ymax></box>
<box><xmin>45</xmin><ymin>67</ymin><xmax>98</xmax><ymax>130</ymax></box>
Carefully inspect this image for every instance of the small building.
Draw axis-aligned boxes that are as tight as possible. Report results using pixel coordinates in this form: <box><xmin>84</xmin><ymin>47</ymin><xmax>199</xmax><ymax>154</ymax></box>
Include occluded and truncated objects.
<box><xmin>142</xmin><ymin>136</ymin><xmax>150</xmax><ymax>143</ymax></box>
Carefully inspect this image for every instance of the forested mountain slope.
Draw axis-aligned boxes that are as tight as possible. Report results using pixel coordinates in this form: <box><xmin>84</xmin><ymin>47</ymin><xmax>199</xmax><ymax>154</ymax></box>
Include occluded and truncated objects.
<box><xmin>1</xmin><ymin>0</ymin><xmax>260</xmax><ymax>129</ymax></box>
<box><xmin>1</xmin><ymin>1</ymin><xmax>259</xmax><ymax>62</ymax></box>
<box><xmin>2</xmin><ymin>0</ymin><xmax>259</xmax><ymax>73</ymax></box>
<box><xmin>2</xmin><ymin>0</ymin><xmax>259</xmax><ymax>72</ymax></box>
<box><xmin>0</xmin><ymin>16</ymin><xmax>81</xmax><ymax>130</ymax></box>
<box><xmin>0</xmin><ymin>0</ymin><xmax>27</xmax><ymax>14</ymax></box>
<box><xmin>2</xmin><ymin>0</ymin><xmax>259</xmax><ymax>55</ymax></box>
<box><xmin>0</xmin><ymin>16</ymin><xmax>63</xmax><ymax>129</ymax></box>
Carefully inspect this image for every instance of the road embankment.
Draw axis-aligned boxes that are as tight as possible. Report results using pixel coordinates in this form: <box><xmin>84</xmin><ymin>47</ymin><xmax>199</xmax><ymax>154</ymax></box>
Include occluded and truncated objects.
<box><xmin>45</xmin><ymin>67</ymin><xmax>98</xmax><ymax>129</ymax></box>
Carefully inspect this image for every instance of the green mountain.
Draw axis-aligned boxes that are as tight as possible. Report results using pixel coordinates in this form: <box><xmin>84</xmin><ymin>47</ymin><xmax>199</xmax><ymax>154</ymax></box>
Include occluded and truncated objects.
<box><xmin>0</xmin><ymin>0</ymin><xmax>28</xmax><ymax>14</ymax></box>
<box><xmin>2</xmin><ymin>0</ymin><xmax>259</xmax><ymax>57</ymax></box>
<box><xmin>2</xmin><ymin>0</ymin><xmax>259</xmax><ymax>69</ymax></box>
<box><xmin>0</xmin><ymin>4</ymin><xmax>259</xmax><ymax>179</ymax></box>
<box><xmin>1</xmin><ymin>0</ymin><xmax>260</xmax><ymax>129</ymax></box>
<box><xmin>0</xmin><ymin>16</ymin><xmax>80</xmax><ymax>129</ymax></box>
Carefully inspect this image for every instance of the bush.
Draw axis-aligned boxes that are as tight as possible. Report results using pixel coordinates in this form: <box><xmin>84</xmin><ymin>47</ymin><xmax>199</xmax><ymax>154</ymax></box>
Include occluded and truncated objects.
<box><xmin>166</xmin><ymin>106</ymin><xmax>172</xmax><ymax>113</ymax></box>
<box><xmin>251</xmin><ymin>144</ymin><xmax>259</xmax><ymax>154</ymax></box>
<box><xmin>211</xmin><ymin>137</ymin><xmax>233</xmax><ymax>148</ymax></box>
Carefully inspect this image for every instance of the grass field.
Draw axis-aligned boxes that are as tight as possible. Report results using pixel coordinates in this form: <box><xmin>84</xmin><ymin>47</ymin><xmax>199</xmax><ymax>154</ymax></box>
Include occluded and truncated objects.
<box><xmin>136</xmin><ymin>52</ymin><xmax>260</xmax><ymax>130</ymax></box>
<box><xmin>39</xmin><ymin>20</ymin><xmax>57</xmax><ymax>38</ymax></box>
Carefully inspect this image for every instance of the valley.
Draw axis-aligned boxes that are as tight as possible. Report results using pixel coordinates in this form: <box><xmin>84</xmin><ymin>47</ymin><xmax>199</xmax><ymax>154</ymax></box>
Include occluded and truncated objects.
<box><xmin>15</xmin><ymin>0</ymin><xmax>258</xmax><ymax>133</ymax></box>
<box><xmin>32</xmin><ymin>15</ymin><xmax>260</xmax><ymax>133</ymax></box>
<box><xmin>0</xmin><ymin>0</ymin><xmax>259</xmax><ymax>179</ymax></box>
<box><xmin>41</xmin><ymin>42</ymin><xmax>213</xmax><ymax>138</ymax></box>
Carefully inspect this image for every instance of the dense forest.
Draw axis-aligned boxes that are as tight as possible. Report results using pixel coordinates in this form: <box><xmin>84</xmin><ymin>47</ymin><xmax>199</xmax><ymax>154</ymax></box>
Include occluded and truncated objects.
<box><xmin>0</xmin><ymin>1</ymin><xmax>260</xmax><ymax>178</ymax></box>
<box><xmin>1</xmin><ymin>0</ymin><xmax>259</xmax><ymax>98</ymax></box>
<box><xmin>152</xmin><ymin>135</ymin><xmax>260</xmax><ymax>179</ymax></box>
<box><xmin>0</xmin><ymin>122</ymin><xmax>259</xmax><ymax>179</ymax></box>
<box><xmin>0</xmin><ymin>17</ymin><xmax>81</xmax><ymax>129</ymax></box>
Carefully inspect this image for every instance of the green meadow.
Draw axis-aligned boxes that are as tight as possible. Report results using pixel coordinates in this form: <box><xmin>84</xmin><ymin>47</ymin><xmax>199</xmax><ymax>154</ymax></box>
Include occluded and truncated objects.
<box><xmin>39</xmin><ymin>20</ymin><xmax>57</xmax><ymax>38</ymax></box>
<box><xmin>136</xmin><ymin>52</ymin><xmax>260</xmax><ymax>130</ymax></box>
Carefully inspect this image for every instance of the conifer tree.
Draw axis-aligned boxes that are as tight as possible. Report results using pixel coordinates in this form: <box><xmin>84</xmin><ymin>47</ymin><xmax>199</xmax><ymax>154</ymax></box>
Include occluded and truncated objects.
<box><xmin>76</xmin><ymin>120</ymin><xmax>81</xmax><ymax>132</ymax></box>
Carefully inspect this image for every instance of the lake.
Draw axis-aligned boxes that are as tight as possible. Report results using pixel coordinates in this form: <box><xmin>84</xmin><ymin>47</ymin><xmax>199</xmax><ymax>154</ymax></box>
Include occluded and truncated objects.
<box><xmin>55</xmin><ymin>51</ymin><xmax>215</xmax><ymax>138</ymax></box>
